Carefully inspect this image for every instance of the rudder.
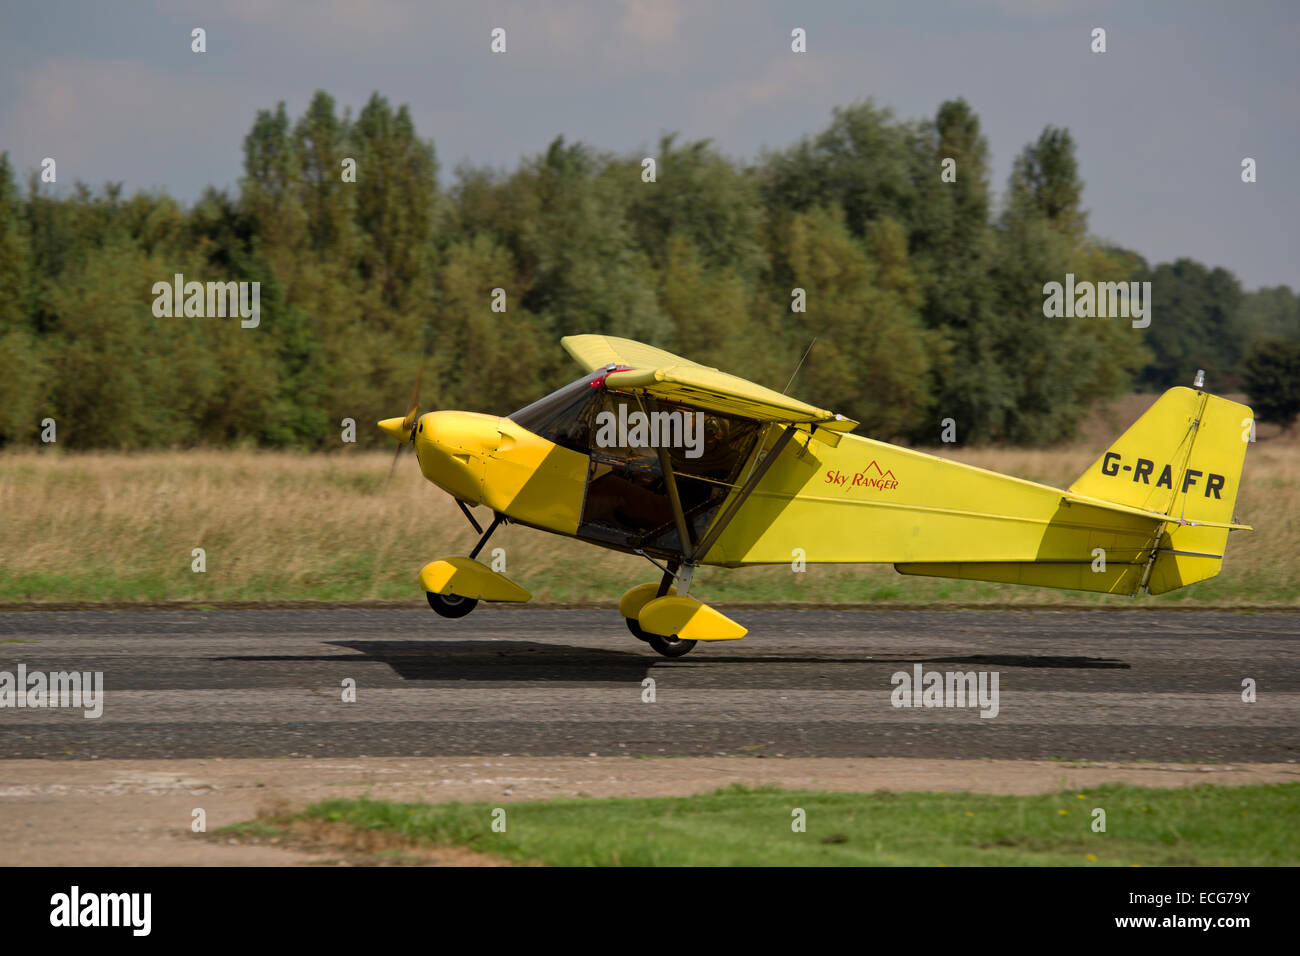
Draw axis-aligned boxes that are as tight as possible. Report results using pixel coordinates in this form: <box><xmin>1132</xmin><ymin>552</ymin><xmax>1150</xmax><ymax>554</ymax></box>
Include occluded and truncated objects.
<box><xmin>1068</xmin><ymin>387</ymin><xmax>1253</xmax><ymax>593</ymax></box>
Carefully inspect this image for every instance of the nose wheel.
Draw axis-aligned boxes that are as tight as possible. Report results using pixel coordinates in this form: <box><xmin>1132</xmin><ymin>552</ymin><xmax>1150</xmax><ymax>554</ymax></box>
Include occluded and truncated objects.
<box><xmin>427</xmin><ymin>591</ymin><xmax>478</xmax><ymax>618</ymax></box>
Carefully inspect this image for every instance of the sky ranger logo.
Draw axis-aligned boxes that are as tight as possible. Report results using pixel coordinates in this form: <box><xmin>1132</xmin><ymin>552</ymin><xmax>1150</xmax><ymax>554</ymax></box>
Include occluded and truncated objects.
<box><xmin>890</xmin><ymin>664</ymin><xmax>1000</xmax><ymax>718</ymax></box>
<box><xmin>1101</xmin><ymin>452</ymin><xmax>1226</xmax><ymax>498</ymax></box>
<box><xmin>594</xmin><ymin>405</ymin><xmax>704</xmax><ymax>458</ymax></box>
<box><xmin>50</xmin><ymin>886</ymin><xmax>151</xmax><ymax>936</ymax></box>
<box><xmin>825</xmin><ymin>460</ymin><xmax>899</xmax><ymax>491</ymax></box>
<box><xmin>0</xmin><ymin>664</ymin><xmax>103</xmax><ymax>718</ymax></box>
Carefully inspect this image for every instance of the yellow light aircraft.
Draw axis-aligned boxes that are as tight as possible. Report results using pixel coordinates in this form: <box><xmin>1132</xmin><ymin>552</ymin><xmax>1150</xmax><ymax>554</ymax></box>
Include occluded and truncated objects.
<box><xmin>380</xmin><ymin>335</ymin><xmax>1253</xmax><ymax>657</ymax></box>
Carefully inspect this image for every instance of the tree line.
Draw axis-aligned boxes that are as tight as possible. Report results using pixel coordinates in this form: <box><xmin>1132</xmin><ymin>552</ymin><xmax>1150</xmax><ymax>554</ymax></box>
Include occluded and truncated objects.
<box><xmin>2</xmin><ymin>91</ymin><xmax>1296</xmax><ymax>450</ymax></box>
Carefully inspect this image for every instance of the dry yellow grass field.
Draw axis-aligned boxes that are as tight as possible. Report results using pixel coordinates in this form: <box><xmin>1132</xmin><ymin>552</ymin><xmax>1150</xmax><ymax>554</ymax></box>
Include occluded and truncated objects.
<box><xmin>3</xmin><ymin>422</ymin><xmax>1296</xmax><ymax>606</ymax></box>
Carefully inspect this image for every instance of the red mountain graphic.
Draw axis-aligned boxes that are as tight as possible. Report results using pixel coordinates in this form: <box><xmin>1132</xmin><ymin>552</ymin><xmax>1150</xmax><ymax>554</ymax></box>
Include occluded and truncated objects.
<box><xmin>863</xmin><ymin>460</ymin><xmax>898</xmax><ymax>480</ymax></box>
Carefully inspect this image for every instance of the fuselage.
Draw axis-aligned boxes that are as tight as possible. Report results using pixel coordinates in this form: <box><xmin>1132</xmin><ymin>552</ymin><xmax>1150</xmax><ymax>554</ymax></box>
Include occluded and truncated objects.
<box><xmin>404</xmin><ymin>375</ymin><xmax>1226</xmax><ymax>597</ymax></box>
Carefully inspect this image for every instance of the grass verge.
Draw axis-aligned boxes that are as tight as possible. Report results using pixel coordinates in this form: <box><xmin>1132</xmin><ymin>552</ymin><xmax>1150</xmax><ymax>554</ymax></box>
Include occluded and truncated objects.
<box><xmin>224</xmin><ymin>782</ymin><xmax>1300</xmax><ymax>866</ymax></box>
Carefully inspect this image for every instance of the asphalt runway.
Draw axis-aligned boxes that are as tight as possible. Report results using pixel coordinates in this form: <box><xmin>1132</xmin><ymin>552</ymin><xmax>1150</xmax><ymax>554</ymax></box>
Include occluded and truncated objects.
<box><xmin>0</xmin><ymin>608</ymin><xmax>1295</xmax><ymax>762</ymax></box>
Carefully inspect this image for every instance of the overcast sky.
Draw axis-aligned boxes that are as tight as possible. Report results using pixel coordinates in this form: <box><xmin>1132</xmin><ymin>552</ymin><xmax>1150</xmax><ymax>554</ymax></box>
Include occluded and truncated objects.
<box><xmin>2</xmin><ymin>0</ymin><xmax>1296</xmax><ymax>289</ymax></box>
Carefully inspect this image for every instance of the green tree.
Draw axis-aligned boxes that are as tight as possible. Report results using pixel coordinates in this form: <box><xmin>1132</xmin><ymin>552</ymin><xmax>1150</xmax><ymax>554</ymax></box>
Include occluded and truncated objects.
<box><xmin>986</xmin><ymin>128</ymin><xmax>1146</xmax><ymax>443</ymax></box>
<box><xmin>435</xmin><ymin>234</ymin><xmax>548</xmax><ymax>413</ymax></box>
<box><xmin>657</xmin><ymin>234</ymin><xmax>756</xmax><ymax>371</ymax></box>
<box><xmin>1138</xmin><ymin>258</ymin><xmax>1245</xmax><ymax>390</ymax></box>
<box><xmin>460</xmin><ymin>137</ymin><xmax>667</xmax><ymax>350</ymax></box>
<box><xmin>907</xmin><ymin>100</ymin><xmax>1004</xmax><ymax>443</ymax></box>
<box><xmin>241</xmin><ymin>102</ymin><xmax>308</xmax><ymax>276</ymax></box>
<box><xmin>776</xmin><ymin>208</ymin><xmax>934</xmax><ymax>438</ymax></box>
<box><xmin>1239</xmin><ymin>285</ymin><xmax>1300</xmax><ymax>352</ymax></box>
<box><xmin>1242</xmin><ymin>340</ymin><xmax>1300</xmax><ymax>430</ymax></box>
<box><xmin>627</xmin><ymin>135</ymin><xmax>763</xmax><ymax>280</ymax></box>
<box><xmin>352</xmin><ymin>93</ymin><xmax>438</xmax><ymax>313</ymax></box>
<box><xmin>1004</xmin><ymin>126</ymin><xmax>1087</xmax><ymax>240</ymax></box>
<box><xmin>293</xmin><ymin>90</ymin><xmax>357</xmax><ymax>257</ymax></box>
<box><xmin>760</xmin><ymin>100</ymin><xmax>919</xmax><ymax>239</ymax></box>
<box><xmin>0</xmin><ymin>154</ymin><xmax>47</xmax><ymax>444</ymax></box>
<box><xmin>0</xmin><ymin>91</ymin><xmax>1272</xmax><ymax>452</ymax></box>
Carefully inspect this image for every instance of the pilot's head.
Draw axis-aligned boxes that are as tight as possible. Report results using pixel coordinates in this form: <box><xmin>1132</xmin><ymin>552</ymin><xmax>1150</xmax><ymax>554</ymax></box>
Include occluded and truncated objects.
<box><xmin>703</xmin><ymin>415</ymin><xmax>727</xmax><ymax>446</ymax></box>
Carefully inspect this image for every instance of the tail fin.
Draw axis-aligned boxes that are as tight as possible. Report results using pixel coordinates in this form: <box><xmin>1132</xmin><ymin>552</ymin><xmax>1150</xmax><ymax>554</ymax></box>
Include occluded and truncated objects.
<box><xmin>1069</xmin><ymin>387</ymin><xmax>1253</xmax><ymax>593</ymax></box>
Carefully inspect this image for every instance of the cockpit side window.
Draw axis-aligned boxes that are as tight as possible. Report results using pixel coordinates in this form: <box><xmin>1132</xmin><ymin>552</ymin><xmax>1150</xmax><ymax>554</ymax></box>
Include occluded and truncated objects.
<box><xmin>507</xmin><ymin>373</ymin><xmax>604</xmax><ymax>453</ymax></box>
<box><xmin>578</xmin><ymin>390</ymin><xmax>765</xmax><ymax>554</ymax></box>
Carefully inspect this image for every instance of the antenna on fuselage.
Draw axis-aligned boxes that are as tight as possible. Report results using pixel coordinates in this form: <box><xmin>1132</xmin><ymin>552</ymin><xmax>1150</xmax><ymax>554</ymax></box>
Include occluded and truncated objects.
<box><xmin>782</xmin><ymin>337</ymin><xmax>817</xmax><ymax>395</ymax></box>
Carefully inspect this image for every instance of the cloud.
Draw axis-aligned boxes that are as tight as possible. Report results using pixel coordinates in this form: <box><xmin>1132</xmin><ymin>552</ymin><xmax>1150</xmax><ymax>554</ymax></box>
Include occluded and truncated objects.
<box><xmin>0</xmin><ymin>57</ymin><xmax>252</xmax><ymax>192</ymax></box>
<box><xmin>689</xmin><ymin>50</ymin><xmax>847</xmax><ymax>140</ymax></box>
<box><xmin>196</xmin><ymin>0</ymin><xmax>422</xmax><ymax>53</ymax></box>
<box><xmin>617</xmin><ymin>0</ymin><xmax>683</xmax><ymax>45</ymax></box>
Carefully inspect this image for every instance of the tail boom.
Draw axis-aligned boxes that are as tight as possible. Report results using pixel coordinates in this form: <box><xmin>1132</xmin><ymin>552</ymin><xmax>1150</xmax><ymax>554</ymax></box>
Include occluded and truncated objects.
<box><xmin>703</xmin><ymin>387</ymin><xmax>1252</xmax><ymax>597</ymax></box>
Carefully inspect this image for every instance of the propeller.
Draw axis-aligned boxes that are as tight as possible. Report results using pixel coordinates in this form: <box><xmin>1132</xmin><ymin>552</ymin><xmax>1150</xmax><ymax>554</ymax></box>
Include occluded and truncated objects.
<box><xmin>383</xmin><ymin>358</ymin><xmax>424</xmax><ymax>482</ymax></box>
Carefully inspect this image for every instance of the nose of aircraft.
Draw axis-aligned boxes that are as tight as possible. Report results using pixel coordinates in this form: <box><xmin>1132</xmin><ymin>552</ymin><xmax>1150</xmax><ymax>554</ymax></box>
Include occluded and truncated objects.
<box><xmin>412</xmin><ymin>410</ymin><xmax>504</xmax><ymax>504</ymax></box>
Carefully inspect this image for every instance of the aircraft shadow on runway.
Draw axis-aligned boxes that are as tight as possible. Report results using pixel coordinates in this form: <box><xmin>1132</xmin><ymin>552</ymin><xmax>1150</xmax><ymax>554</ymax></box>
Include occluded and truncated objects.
<box><xmin>208</xmin><ymin>641</ymin><xmax>658</xmax><ymax>682</ymax></box>
<box><xmin>209</xmin><ymin>642</ymin><xmax>1129</xmax><ymax>682</ymax></box>
<box><xmin>901</xmin><ymin>654</ymin><xmax>1130</xmax><ymax>670</ymax></box>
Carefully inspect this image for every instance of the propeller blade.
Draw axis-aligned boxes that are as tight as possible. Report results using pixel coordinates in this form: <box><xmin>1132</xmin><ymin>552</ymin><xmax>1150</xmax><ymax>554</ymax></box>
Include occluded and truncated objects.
<box><xmin>384</xmin><ymin>355</ymin><xmax>428</xmax><ymax>487</ymax></box>
<box><xmin>402</xmin><ymin>358</ymin><xmax>424</xmax><ymax>432</ymax></box>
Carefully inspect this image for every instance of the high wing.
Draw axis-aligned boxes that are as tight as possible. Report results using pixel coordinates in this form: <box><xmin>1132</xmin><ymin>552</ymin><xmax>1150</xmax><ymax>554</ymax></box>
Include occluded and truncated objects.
<box><xmin>561</xmin><ymin>334</ymin><xmax>705</xmax><ymax>374</ymax></box>
<box><xmin>560</xmin><ymin>334</ymin><xmax>858</xmax><ymax>432</ymax></box>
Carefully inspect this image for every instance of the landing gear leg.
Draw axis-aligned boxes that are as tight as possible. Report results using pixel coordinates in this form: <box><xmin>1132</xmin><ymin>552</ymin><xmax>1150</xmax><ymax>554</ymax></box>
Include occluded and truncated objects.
<box><xmin>469</xmin><ymin>515</ymin><xmax>504</xmax><ymax>560</ymax></box>
<box><xmin>423</xmin><ymin>513</ymin><xmax>505</xmax><ymax>619</ymax></box>
<box><xmin>658</xmin><ymin>561</ymin><xmax>679</xmax><ymax>597</ymax></box>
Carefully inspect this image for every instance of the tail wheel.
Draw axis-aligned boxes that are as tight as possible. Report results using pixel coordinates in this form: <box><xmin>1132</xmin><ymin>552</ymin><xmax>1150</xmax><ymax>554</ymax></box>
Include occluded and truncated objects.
<box><xmin>647</xmin><ymin>634</ymin><xmax>698</xmax><ymax>658</ymax></box>
<box><xmin>427</xmin><ymin>591</ymin><xmax>478</xmax><ymax>618</ymax></box>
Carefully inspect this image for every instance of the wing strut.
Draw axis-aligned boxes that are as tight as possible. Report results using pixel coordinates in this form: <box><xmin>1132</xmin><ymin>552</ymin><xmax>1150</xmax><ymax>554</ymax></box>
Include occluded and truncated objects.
<box><xmin>688</xmin><ymin>424</ymin><xmax>795</xmax><ymax>563</ymax></box>
<box><xmin>646</xmin><ymin>396</ymin><xmax>695</xmax><ymax>554</ymax></box>
<box><xmin>655</xmin><ymin>443</ymin><xmax>695</xmax><ymax>554</ymax></box>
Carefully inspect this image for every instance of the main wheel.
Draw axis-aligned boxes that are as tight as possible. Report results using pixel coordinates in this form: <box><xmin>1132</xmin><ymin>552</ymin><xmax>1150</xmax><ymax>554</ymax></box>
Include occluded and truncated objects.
<box><xmin>426</xmin><ymin>591</ymin><xmax>478</xmax><ymax>618</ymax></box>
<box><xmin>647</xmin><ymin>634</ymin><xmax>698</xmax><ymax>658</ymax></box>
<box><xmin>625</xmin><ymin>617</ymin><xmax>654</xmax><ymax>642</ymax></box>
